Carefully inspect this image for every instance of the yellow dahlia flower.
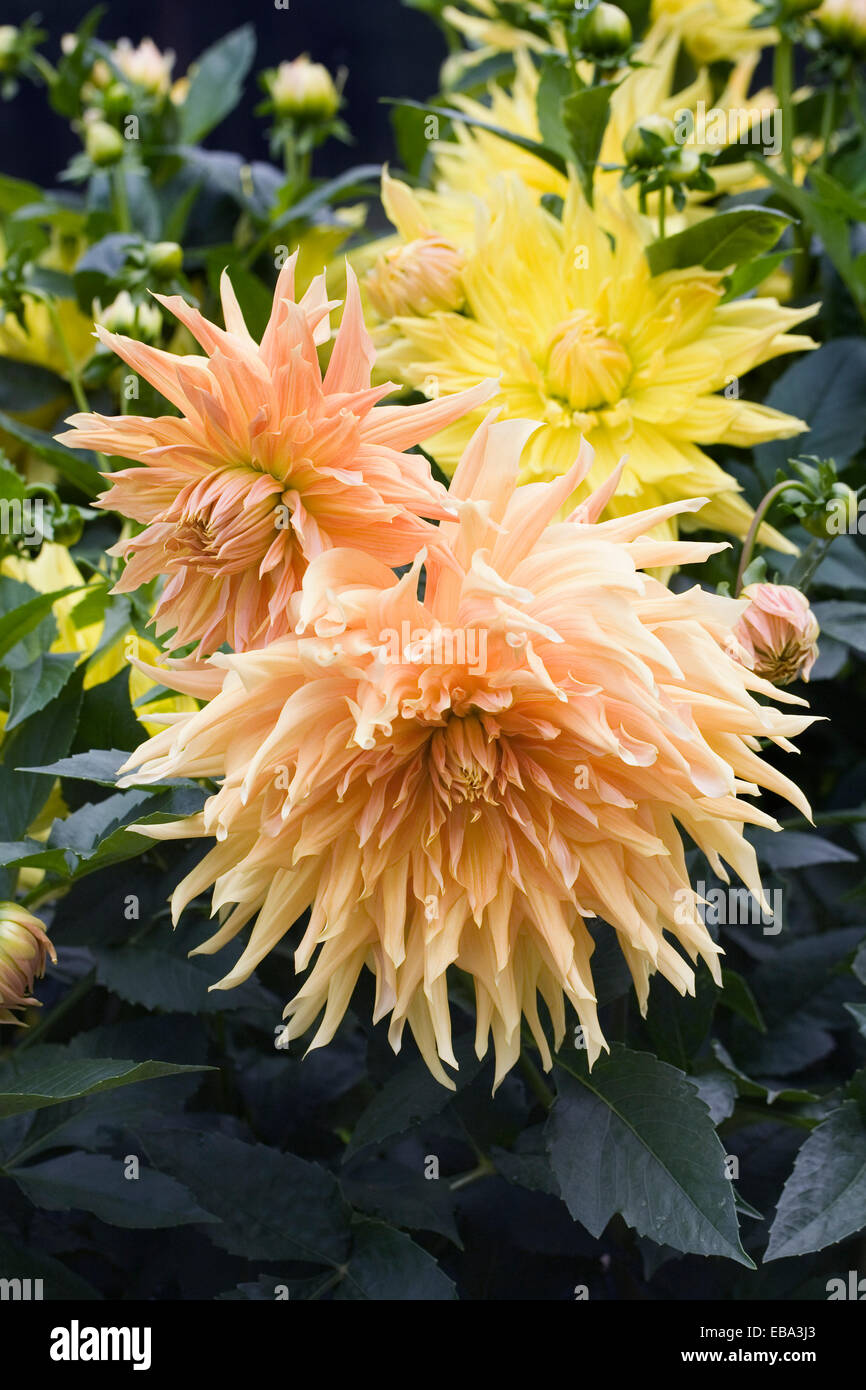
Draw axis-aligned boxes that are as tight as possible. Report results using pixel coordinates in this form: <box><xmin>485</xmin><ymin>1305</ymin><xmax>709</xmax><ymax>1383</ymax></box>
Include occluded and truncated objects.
<box><xmin>650</xmin><ymin>0</ymin><xmax>773</xmax><ymax>63</ymax></box>
<box><xmin>440</xmin><ymin>1</ymin><xmax>552</xmax><ymax>85</ymax></box>
<box><xmin>431</xmin><ymin>34</ymin><xmax>775</xmax><ymax>217</ymax></box>
<box><xmin>120</xmin><ymin>414</ymin><xmax>813</xmax><ymax>1087</ymax></box>
<box><xmin>370</xmin><ymin>174</ymin><xmax>814</xmax><ymax>549</ymax></box>
<box><xmin>57</xmin><ymin>256</ymin><xmax>495</xmax><ymax>656</ymax></box>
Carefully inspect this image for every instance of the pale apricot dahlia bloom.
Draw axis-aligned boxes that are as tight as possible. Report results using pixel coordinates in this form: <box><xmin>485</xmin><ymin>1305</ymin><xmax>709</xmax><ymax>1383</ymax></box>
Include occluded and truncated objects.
<box><xmin>119</xmin><ymin>414</ymin><xmax>813</xmax><ymax>1087</ymax></box>
<box><xmin>57</xmin><ymin>256</ymin><xmax>494</xmax><ymax>655</ymax></box>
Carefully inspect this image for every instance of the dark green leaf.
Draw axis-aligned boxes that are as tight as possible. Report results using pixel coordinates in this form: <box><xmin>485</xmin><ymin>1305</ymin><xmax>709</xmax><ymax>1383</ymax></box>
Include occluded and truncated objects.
<box><xmin>754</xmin><ymin>339</ymin><xmax>866</xmax><ymax>484</ymax></box>
<box><xmin>336</xmin><ymin>1217</ymin><xmax>456</xmax><ymax>1300</ymax></box>
<box><xmin>547</xmin><ymin>1045</ymin><xmax>752</xmax><ymax>1264</ymax></box>
<box><xmin>7</xmin><ymin>653</ymin><xmax>79</xmax><ymax>731</ymax></box>
<box><xmin>0</xmin><ymin>359</ymin><xmax>68</xmax><ymax>412</ymax></box>
<box><xmin>9</xmin><ymin>1153</ymin><xmax>218</xmax><ymax>1229</ymax></box>
<box><xmin>765</xmin><ymin>1104</ymin><xmax>866</xmax><ymax>1260</ymax></box>
<box><xmin>0</xmin><ymin>586</ymin><xmax>80</xmax><ymax>662</ymax></box>
<box><xmin>345</xmin><ymin>1041</ymin><xmax>484</xmax><ymax>1158</ymax></box>
<box><xmin>179</xmin><ymin>25</ymin><xmax>257</xmax><ymax>144</ymax></box>
<box><xmin>646</xmin><ymin>206</ymin><xmax>791</xmax><ymax>276</ymax></box>
<box><xmin>0</xmin><ymin>1230</ymin><xmax>100</xmax><ymax>1300</ymax></box>
<box><xmin>141</xmin><ymin>1129</ymin><xmax>351</xmax><ymax>1265</ymax></box>
<box><xmin>0</xmin><ymin>412</ymin><xmax>103</xmax><ymax>497</ymax></box>
<box><xmin>561</xmin><ymin>84</ymin><xmax>613</xmax><ymax>205</ymax></box>
<box><xmin>0</xmin><ymin>1050</ymin><xmax>210</xmax><ymax>1118</ymax></box>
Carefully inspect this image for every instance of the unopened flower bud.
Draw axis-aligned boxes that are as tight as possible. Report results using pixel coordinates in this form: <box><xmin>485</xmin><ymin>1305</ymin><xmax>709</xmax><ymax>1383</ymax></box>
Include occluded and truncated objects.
<box><xmin>0</xmin><ymin>904</ymin><xmax>56</xmax><ymax>1026</ymax></box>
<box><xmin>666</xmin><ymin>147</ymin><xmax>702</xmax><ymax>184</ymax></box>
<box><xmin>366</xmin><ymin>235</ymin><xmax>466</xmax><ymax>319</ymax></box>
<box><xmin>730</xmin><ymin>583</ymin><xmax>820</xmax><ymax>686</ymax></box>
<box><xmin>112</xmin><ymin>37</ymin><xmax>175</xmax><ymax>96</ymax></box>
<box><xmin>0</xmin><ymin>26</ymin><xmax>19</xmax><ymax>72</ymax></box>
<box><xmin>623</xmin><ymin>115</ymin><xmax>676</xmax><ymax>167</ymax></box>
<box><xmin>816</xmin><ymin>0</ymin><xmax>866</xmax><ymax>52</ymax></box>
<box><xmin>85</xmin><ymin>119</ymin><xmax>125</xmax><ymax>166</ymax></box>
<box><xmin>266</xmin><ymin>56</ymin><xmax>340</xmax><ymax>122</ymax></box>
<box><xmin>146</xmin><ymin>241</ymin><xmax>183</xmax><ymax>276</ymax></box>
<box><xmin>95</xmin><ymin>289</ymin><xmax>162</xmax><ymax>340</ymax></box>
<box><xmin>579</xmin><ymin>3</ymin><xmax>633</xmax><ymax>58</ymax></box>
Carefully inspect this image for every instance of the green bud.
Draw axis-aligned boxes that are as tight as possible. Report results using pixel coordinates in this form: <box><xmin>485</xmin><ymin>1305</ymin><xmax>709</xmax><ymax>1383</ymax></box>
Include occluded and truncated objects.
<box><xmin>803</xmin><ymin>482</ymin><xmax>859</xmax><ymax>537</ymax></box>
<box><xmin>666</xmin><ymin>148</ymin><xmax>702</xmax><ymax>183</ymax></box>
<box><xmin>51</xmin><ymin>505</ymin><xmax>84</xmax><ymax>547</ymax></box>
<box><xmin>266</xmin><ymin>56</ymin><xmax>340</xmax><ymax>122</ymax></box>
<box><xmin>579</xmin><ymin>3</ymin><xmax>632</xmax><ymax>57</ymax></box>
<box><xmin>146</xmin><ymin>241</ymin><xmax>183</xmax><ymax>276</ymax></box>
<box><xmin>623</xmin><ymin>115</ymin><xmax>676</xmax><ymax>167</ymax></box>
<box><xmin>85</xmin><ymin>119</ymin><xmax>125</xmax><ymax>167</ymax></box>
<box><xmin>0</xmin><ymin>26</ymin><xmax>19</xmax><ymax>72</ymax></box>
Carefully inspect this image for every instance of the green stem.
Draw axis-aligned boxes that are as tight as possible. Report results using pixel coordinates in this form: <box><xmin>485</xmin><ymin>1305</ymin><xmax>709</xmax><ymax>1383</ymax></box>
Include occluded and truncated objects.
<box><xmin>29</xmin><ymin>53</ymin><xmax>57</xmax><ymax>86</ymax></box>
<box><xmin>775</xmin><ymin>32</ymin><xmax>795</xmax><ymax>180</ymax></box>
<box><xmin>818</xmin><ymin>83</ymin><xmax>837</xmax><ymax>171</ymax></box>
<box><xmin>41</xmin><ymin>295</ymin><xmax>90</xmax><ymax>413</ymax></box>
<box><xmin>657</xmin><ymin>182</ymin><xmax>667</xmax><ymax>239</ymax></box>
<box><xmin>786</xmin><ymin>535</ymin><xmax>832</xmax><ymax>593</ymax></box>
<box><xmin>735</xmin><ymin>480</ymin><xmax>796</xmax><ymax>595</ymax></box>
<box><xmin>308</xmin><ymin>1266</ymin><xmax>347</xmax><ymax>1301</ymax></box>
<box><xmin>449</xmin><ymin>1156</ymin><xmax>496</xmax><ymax>1191</ymax></box>
<box><xmin>112</xmin><ymin>161</ymin><xmax>132</xmax><ymax>233</ymax></box>
<box><xmin>518</xmin><ymin>1051</ymin><xmax>555</xmax><ymax>1111</ymax></box>
<box><xmin>13</xmin><ymin>969</ymin><xmax>97</xmax><ymax>1053</ymax></box>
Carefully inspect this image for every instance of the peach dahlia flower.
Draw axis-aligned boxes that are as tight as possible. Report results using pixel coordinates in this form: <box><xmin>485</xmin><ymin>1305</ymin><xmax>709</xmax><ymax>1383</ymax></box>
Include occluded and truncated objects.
<box><xmin>120</xmin><ymin>415</ymin><xmax>813</xmax><ymax>1087</ymax></box>
<box><xmin>57</xmin><ymin>256</ymin><xmax>494</xmax><ymax>655</ymax></box>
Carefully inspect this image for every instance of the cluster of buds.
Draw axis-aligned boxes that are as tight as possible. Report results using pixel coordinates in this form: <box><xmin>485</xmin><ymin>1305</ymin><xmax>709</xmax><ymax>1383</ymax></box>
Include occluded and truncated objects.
<box><xmin>0</xmin><ymin>904</ymin><xmax>56</xmax><ymax>1026</ymax></box>
<box><xmin>729</xmin><ymin>584</ymin><xmax>820</xmax><ymax>686</ymax></box>
<box><xmin>0</xmin><ymin>19</ymin><xmax>46</xmax><ymax>98</ymax></box>
<box><xmin>94</xmin><ymin>288</ymin><xmax>163</xmax><ymax>341</ymax></box>
<box><xmin>777</xmin><ymin>456</ymin><xmax>860</xmax><ymax>539</ymax></box>
<box><xmin>74</xmin><ymin>34</ymin><xmax>183</xmax><ymax>108</ymax></box>
<box><xmin>85</xmin><ymin>237</ymin><xmax>184</xmax><ymax>352</ymax></box>
<box><xmin>622</xmin><ymin>115</ymin><xmax>717</xmax><ymax>214</ymax></box>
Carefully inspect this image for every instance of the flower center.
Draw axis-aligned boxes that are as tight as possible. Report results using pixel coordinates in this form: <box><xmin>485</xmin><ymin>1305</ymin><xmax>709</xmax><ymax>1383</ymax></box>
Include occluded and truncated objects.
<box><xmin>429</xmin><ymin>714</ymin><xmax>499</xmax><ymax>808</ymax></box>
<box><xmin>545</xmin><ymin>310</ymin><xmax>631</xmax><ymax>413</ymax></box>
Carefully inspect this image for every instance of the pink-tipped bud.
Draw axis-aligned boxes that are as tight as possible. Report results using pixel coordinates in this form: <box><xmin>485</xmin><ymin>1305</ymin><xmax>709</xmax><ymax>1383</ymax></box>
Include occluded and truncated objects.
<box><xmin>0</xmin><ymin>904</ymin><xmax>56</xmax><ymax>1026</ymax></box>
<box><xmin>366</xmin><ymin>235</ymin><xmax>466</xmax><ymax>320</ymax></box>
<box><xmin>731</xmin><ymin>583</ymin><xmax>820</xmax><ymax>686</ymax></box>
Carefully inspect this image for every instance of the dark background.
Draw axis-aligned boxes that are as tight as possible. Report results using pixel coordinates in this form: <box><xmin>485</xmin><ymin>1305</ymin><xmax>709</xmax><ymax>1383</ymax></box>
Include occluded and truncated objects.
<box><xmin>0</xmin><ymin>0</ymin><xmax>446</xmax><ymax>185</ymax></box>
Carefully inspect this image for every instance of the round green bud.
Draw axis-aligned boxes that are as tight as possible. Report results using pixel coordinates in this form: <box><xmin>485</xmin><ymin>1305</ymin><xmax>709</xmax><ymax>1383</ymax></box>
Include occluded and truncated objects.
<box><xmin>0</xmin><ymin>26</ymin><xmax>19</xmax><ymax>73</ymax></box>
<box><xmin>85</xmin><ymin>119</ymin><xmax>125</xmax><ymax>167</ymax></box>
<box><xmin>666</xmin><ymin>147</ymin><xmax>702</xmax><ymax>183</ymax></box>
<box><xmin>146</xmin><ymin>241</ymin><xmax>183</xmax><ymax>276</ymax></box>
<box><xmin>580</xmin><ymin>3</ymin><xmax>633</xmax><ymax>57</ymax></box>
<box><xmin>622</xmin><ymin>115</ymin><xmax>676</xmax><ymax>167</ymax></box>
<box><xmin>51</xmin><ymin>505</ymin><xmax>84</xmax><ymax>547</ymax></box>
